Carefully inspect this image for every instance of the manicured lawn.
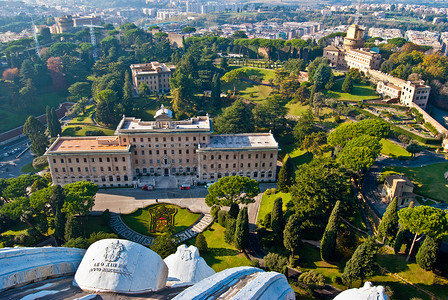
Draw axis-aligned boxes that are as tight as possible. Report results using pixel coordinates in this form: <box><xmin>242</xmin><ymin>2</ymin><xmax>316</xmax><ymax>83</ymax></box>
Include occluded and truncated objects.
<box><xmin>121</xmin><ymin>204</ymin><xmax>201</xmax><ymax>236</ymax></box>
<box><xmin>62</xmin><ymin>125</ymin><xmax>115</xmax><ymax>136</ymax></box>
<box><xmin>222</xmin><ymin>80</ymin><xmax>273</xmax><ymax>102</ymax></box>
<box><xmin>0</xmin><ymin>90</ymin><xmax>65</xmax><ymax>133</ymax></box>
<box><xmin>20</xmin><ymin>162</ymin><xmax>46</xmax><ymax>174</ymax></box>
<box><xmin>190</xmin><ymin>222</ymin><xmax>250</xmax><ymax>272</ymax></box>
<box><xmin>257</xmin><ymin>192</ymin><xmax>292</xmax><ymax>223</ymax></box>
<box><xmin>380</xmin><ymin>139</ymin><xmax>412</xmax><ymax>159</ymax></box>
<box><xmin>381</xmin><ymin>162</ymin><xmax>448</xmax><ymax>202</ymax></box>
<box><xmin>286</xmin><ymin>102</ymin><xmax>310</xmax><ymax>116</ymax></box>
<box><xmin>325</xmin><ymin>80</ymin><xmax>378</xmax><ymax>102</ymax></box>
<box><xmin>68</xmin><ymin>105</ymin><xmax>95</xmax><ymax>125</ymax></box>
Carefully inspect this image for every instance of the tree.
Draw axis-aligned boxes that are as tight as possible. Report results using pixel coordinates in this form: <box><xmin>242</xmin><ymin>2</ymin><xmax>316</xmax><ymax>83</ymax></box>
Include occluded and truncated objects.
<box><xmin>313</xmin><ymin>63</ymin><xmax>332</xmax><ymax>91</ymax></box>
<box><xmin>277</xmin><ymin>156</ymin><xmax>295</xmax><ymax>192</ymax></box>
<box><xmin>182</xmin><ymin>26</ymin><xmax>196</xmax><ymax>36</ymax></box>
<box><xmin>271</xmin><ymin>197</ymin><xmax>284</xmax><ymax>244</ymax></box>
<box><xmin>234</xmin><ymin>207</ymin><xmax>249</xmax><ymax>251</ymax></box>
<box><xmin>222</xmin><ymin>68</ymin><xmax>247</xmax><ymax>96</ymax></box>
<box><xmin>406</xmin><ymin>142</ymin><xmax>424</xmax><ymax>158</ymax></box>
<box><xmin>338</xmin><ymin>135</ymin><xmax>381</xmax><ymax>175</ymax></box>
<box><xmin>321</xmin><ymin>200</ymin><xmax>341</xmax><ymax>262</ymax></box>
<box><xmin>214</xmin><ymin>99</ymin><xmax>254</xmax><ymax>134</ymax></box>
<box><xmin>302</xmin><ymin>132</ymin><xmax>327</xmax><ymax>156</ymax></box>
<box><xmin>151</xmin><ymin>232</ymin><xmax>178</xmax><ymax>258</ymax></box>
<box><xmin>54</xmin><ymin>208</ymin><xmax>66</xmax><ymax>241</ymax></box>
<box><xmin>68</xmin><ymin>82</ymin><xmax>91</xmax><ymax>100</ymax></box>
<box><xmin>219</xmin><ymin>57</ymin><xmax>228</xmax><ymax>70</ymax></box>
<box><xmin>293</xmin><ymin>109</ymin><xmax>315</xmax><ymax>143</ymax></box>
<box><xmin>290</xmin><ymin>158</ymin><xmax>350</xmax><ymax>226</ymax></box>
<box><xmin>138</xmin><ymin>82</ymin><xmax>150</xmax><ymax>97</ymax></box>
<box><xmin>46</xmin><ymin>106</ymin><xmax>55</xmax><ymax>137</ymax></box>
<box><xmin>416</xmin><ymin>236</ymin><xmax>440</xmax><ymax>271</ymax></box>
<box><xmin>20</xmin><ymin>59</ymin><xmax>35</xmax><ymax>83</ymax></box>
<box><xmin>298</xmin><ymin>271</ymin><xmax>325</xmax><ymax>290</ymax></box>
<box><xmin>342</xmin><ymin>238</ymin><xmax>378</xmax><ymax>287</ymax></box>
<box><xmin>64</xmin><ymin>215</ymin><xmax>82</xmax><ymax>241</ymax></box>
<box><xmin>283</xmin><ymin>214</ymin><xmax>302</xmax><ymax>257</ymax></box>
<box><xmin>224</xmin><ymin>216</ymin><xmax>237</xmax><ymax>244</ymax></box>
<box><xmin>228</xmin><ymin>202</ymin><xmax>240</xmax><ymax>219</ymax></box>
<box><xmin>211</xmin><ymin>73</ymin><xmax>221</xmax><ymax>108</ymax></box>
<box><xmin>394</xmin><ymin>226</ymin><xmax>406</xmax><ymax>254</ymax></box>
<box><xmin>205</xmin><ymin>176</ymin><xmax>259</xmax><ymax>207</ymax></box>
<box><xmin>62</xmin><ymin>181</ymin><xmax>98</xmax><ymax>217</ymax></box>
<box><xmin>50</xmin><ymin>107</ymin><xmax>61</xmax><ymax>137</ymax></box>
<box><xmin>377</xmin><ymin>197</ymin><xmax>399</xmax><ymax>243</ymax></box>
<box><xmin>341</xmin><ymin>75</ymin><xmax>353</xmax><ymax>93</ymax></box>
<box><xmin>264</xmin><ymin>252</ymin><xmax>288</xmax><ymax>273</ymax></box>
<box><xmin>398</xmin><ymin>206</ymin><xmax>448</xmax><ymax>261</ymax></box>
<box><xmin>23</xmin><ymin>116</ymin><xmax>48</xmax><ymax>156</ymax></box>
<box><xmin>195</xmin><ymin>232</ymin><xmax>208</xmax><ymax>253</ymax></box>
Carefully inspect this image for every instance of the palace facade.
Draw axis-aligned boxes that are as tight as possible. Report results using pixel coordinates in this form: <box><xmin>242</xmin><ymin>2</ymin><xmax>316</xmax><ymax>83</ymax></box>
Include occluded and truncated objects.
<box><xmin>45</xmin><ymin>106</ymin><xmax>279</xmax><ymax>187</ymax></box>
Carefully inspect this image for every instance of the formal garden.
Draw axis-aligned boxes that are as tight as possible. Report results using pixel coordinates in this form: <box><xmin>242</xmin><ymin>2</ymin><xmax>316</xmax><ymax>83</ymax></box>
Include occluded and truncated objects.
<box><xmin>121</xmin><ymin>204</ymin><xmax>201</xmax><ymax>236</ymax></box>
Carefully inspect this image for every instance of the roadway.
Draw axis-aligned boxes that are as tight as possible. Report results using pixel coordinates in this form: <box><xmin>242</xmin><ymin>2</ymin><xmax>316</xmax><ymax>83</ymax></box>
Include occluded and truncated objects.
<box><xmin>0</xmin><ymin>138</ymin><xmax>34</xmax><ymax>179</ymax></box>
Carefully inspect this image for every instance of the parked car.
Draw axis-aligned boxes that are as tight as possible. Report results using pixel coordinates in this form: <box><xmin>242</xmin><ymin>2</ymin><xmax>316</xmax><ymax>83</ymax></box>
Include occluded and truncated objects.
<box><xmin>205</xmin><ymin>182</ymin><xmax>214</xmax><ymax>189</ymax></box>
<box><xmin>179</xmin><ymin>184</ymin><xmax>191</xmax><ymax>190</ymax></box>
<box><xmin>142</xmin><ymin>185</ymin><xmax>154</xmax><ymax>191</ymax></box>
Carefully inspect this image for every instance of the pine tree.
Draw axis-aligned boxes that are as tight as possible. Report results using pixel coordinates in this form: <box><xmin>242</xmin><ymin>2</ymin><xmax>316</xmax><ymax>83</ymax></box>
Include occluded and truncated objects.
<box><xmin>377</xmin><ymin>197</ymin><xmax>399</xmax><ymax>243</ymax></box>
<box><xmin>271</xmin><ymin>197</ymin><xmax>284</xmax><ymax>244</ymax></box>
<box><xmin>277</xmin><ymin>156</ymin><xmax>294</xmax><ymax>192</ymax></box>
<box><xmin>195</xmin><ymin>232</ymin><xmax>208</xmax><ymax>253</ymax></box>
<box><xmin>341</xmin><ymin>75</ymin><xmax>353</xmax><ymax>93</ymax></box>
<box><xmin>64</xmin><ymin>215</ymin><xmax>81</xmax><ymax>242</ymax></box>
<box><xmin>342</xmin><ymin>238</ymin><xmax>378</xmax><ymax>288</ymax></box>
<box><xmin>321</xmin><ymin>200</ymin><xmax>341</xmax><ymax>261</ymax></box>
<box><xmin>234</xmin><ymin>207</ymin><xmax>249</xmax><ymax>251</ymax></box>
<box><xmin>123</xmin><ymin>71</ymin><xmax>133</xmax><ymax>101</ymax></box>
<box><xmin>416</xmin><ymin>236</ymin><xmax>440</xmax><ymax>271</ymax></box>
<box><xmin>283</xmin><ymin>214</ymin><xmax>302</xmax><ymax>257</ymax></box>
<box><xmin>51</xmin><ymin>107</ymin><xmax>61</xmax><ymax>136</ymax></box>
<box><xmin>228</xmin><ymin>202</ymin><xmax>240</xmax><ymax>219</ymax></box>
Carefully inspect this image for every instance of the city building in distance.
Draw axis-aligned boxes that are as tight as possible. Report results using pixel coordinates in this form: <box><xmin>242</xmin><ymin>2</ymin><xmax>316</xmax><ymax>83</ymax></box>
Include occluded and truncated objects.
<box><xmin>130</xmin><ymin>62</ymin><xmax>176</xmax><ymax>94</ymax></box>
<box><xmin>45</xmin><ymin>106</ymin><xmax>279</xmax><ymax>187</ymax></box>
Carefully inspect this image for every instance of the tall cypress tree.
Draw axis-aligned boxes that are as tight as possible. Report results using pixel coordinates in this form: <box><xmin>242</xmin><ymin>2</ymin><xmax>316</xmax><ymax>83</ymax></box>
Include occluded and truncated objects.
<box><xmin>271</xmin><ymin>197</ymin><xmax>284</xmax><ymax>244</ymax></box>
<box><xmin>64</xmin><ymin>215</ymin><xmax>81</xmax><ymax>242</ymax></box>
<box><xmin>342</xmin><ymin>238</ymin><xmax>378</xmax><ymax>288</ymax></box>
<box><xmin>283</xmin><ymin>214</ymin><xmax>302</xmax><ymax>257</ymax></box>
<box><xmin>377</xmin><ymin>197</ymin><xmax>399</xmax><ymax>243</ymax></box>
<box><xmin>211</xmin><ymin>73</ymin><xmax>221</xmax><ymax>108</ymax></box>
<box><xmin>51</xmin><ymin>107</ymin><xmax>61</xmax><ymax>136</ymax></box>
<box><xmin>277</xmin><ymin>156</ymin><xmax>294</xmax><ymax>192</ymax></box>
<box><xmin>46</xmin><ymin>106</ymin><xmax>54</xmax><ymax>137</ymax></box>
<box><xmin>416</xmin><ymin>236</ymin><xmax>440</xmax><ymax>271</ymax></box>
<box><xmin>54</xmin><ymin>208</ymin><xmax>66</xmax><ymax>242</ymax></box>
<box><xmin>394</xmin><ymin>201</ymin><xmax>414</xmax><ymax>254</ymax></box>
<box><xmin>228</xmin><ymin>202</ymin><xmax>240</xmax><ymax>219</ymax></box>
<box><xmin>321</xmin><ymin>200</ymin><xmax>341</xmax><ymax>261</ymax></box>
<box><xmin>234</xmin><ymin>207</ymin><xmax>249</xmax><ymax>251</ymax></box>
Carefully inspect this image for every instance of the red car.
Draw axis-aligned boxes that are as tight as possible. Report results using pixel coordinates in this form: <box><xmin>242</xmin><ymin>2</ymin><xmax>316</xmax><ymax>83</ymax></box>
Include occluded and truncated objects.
<box><xmin>179</xmin><ymin>184</ymin><xmax>191</xmax><ymax>190</ymax></box>
<box><xmin>142</xmin><ymin>185</ymin><xmax>154</xmax><ymax>191</ymax></box>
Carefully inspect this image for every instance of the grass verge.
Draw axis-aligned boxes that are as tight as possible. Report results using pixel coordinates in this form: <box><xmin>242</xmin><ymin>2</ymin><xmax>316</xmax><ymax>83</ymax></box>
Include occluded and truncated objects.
<box><xmin>257</xmin><ymin>192</ymin><xmax>292</xmax><ymax>223</ymax></box>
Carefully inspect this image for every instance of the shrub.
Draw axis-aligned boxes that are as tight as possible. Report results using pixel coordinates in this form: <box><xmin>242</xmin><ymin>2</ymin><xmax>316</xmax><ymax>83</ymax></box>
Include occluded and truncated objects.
<box><xmin>250</xmin><ymin>258</ymin><xmax>260</xmax><ymax>267</ymax></box>
<box><xmin>102</xmin><ymin>209</ymin><xmax>111</xmax><ymax>226</ymax></box>
<box><xmin>195</xmin><ymin>232</ymin><xmax>208</xmax><ymax>253</ymax></box>
<box><xmin>224</xmin><ymin>216</ymin><xmax>236</xmax><ymax>244</ymax></box>
<box><xmin>424</xmin><ymin>122</ymin><xmax>439</xmax><ymax>136</ymax></box>
<box><xmin>63</xmin><ymin>237</ymin><xmax>88</xmax><ymax>249</ymax></box>
<box><xmin>298</xmin><ymin>271</ymin><xmax>325</xmax><ymax>290</ymax></box>
<box><xmin>218</xmin><ymin>210</ymin><xmax>228</xmax><ymax>227</ymax></box>
<box><xmin>263</xmin><ymin>252</ymin><xmax>288</xmax><ymax>273</ymax></box>
<box><xmin>210</xmin><ymin>205</ymin><xmax>220</xmax><ymax>219</ymax></box>
<box><xmin>289</xmin><ymin>255</ymin><xmax>300</xmax><ymax>268</ymax></box>
<box><xmin>32</xmin><ymin>156</ymin><xmax>48</xmax><ymax>170</ymax></box>
<box><xmin>87</xmin><ymin>231</ymin><xmax>118</xmax><ymax>246</ymax></box>
<box><xmin>398</xmin><ymin>134</ymin><xmax>411</xmax><ymax>145</ymax></box>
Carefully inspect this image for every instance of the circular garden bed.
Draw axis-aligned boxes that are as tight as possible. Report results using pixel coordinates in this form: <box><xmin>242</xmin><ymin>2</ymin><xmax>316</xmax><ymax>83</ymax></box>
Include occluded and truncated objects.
<box><xmin>120</xmin><ymin>204</ymin><xmax>201</xmax><ymax>236</ymax></box>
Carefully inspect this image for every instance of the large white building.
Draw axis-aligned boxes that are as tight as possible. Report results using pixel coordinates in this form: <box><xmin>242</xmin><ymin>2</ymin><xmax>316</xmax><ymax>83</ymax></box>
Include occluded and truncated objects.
<box><xmin>130</xmin><ymin>62</ymin><xmax>176</xmax><ymax>94</ymax></box>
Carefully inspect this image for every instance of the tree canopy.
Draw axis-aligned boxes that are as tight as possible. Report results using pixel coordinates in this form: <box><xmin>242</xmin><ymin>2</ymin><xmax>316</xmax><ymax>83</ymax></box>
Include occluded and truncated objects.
<box><xmin>205</xmin><ymin>175</ymin><xmax>260</xmax><ymax>207</ymax></box>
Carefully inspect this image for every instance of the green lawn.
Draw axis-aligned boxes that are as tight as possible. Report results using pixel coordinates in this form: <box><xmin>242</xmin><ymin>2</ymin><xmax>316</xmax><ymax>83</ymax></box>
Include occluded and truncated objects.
<box><xmin>257</xmin><ymin>192</ymin><xmax>292</xmax><ymax>223</ymax></box>
<box><xmin>68</xmin><ymin>105</ymin><xmax>95</xmax><ymax>125</ymax></box>
<box><xmin>381</xmin><ymin>162</ymin><xmax>448</xmax><ymax>203</ymax></box>
<box><xmin>20</xmin><ymin>162</ymin><xmax>46</xmax><ymax>174</ymax></box>
<box><xmin>0</xmin><ymin>90</ymin><xmax>65</xmax><ymax>133</ymax></box>
<box><xmin>190</xmin><ymin>222</ymin><xmax>250</xmax><ymax>272</ymax></box>
<box><xmin>325</xmin><ymin>80</ymin><xmax>378</xmax><ymax>102</ymax></box>
<box><xmin>380</xmin><ymin>139</ymin><xmax>412</xmax><ymax>159</ymax></box>
<box><xmin>120</xmin><ymin>204</ymin><xmax>201</xmax><ymax>236</ymax></box>
<box><xmin>62</xmin><ymin>125</ymin><xmax>115</xmax><ymax>136</ymax></box>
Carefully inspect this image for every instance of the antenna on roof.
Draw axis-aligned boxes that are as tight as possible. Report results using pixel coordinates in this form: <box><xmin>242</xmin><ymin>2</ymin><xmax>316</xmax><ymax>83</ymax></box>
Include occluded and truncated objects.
<box><xmin>83</xmin><ymin>21</ymin><xmax>103</xmax><ymax>62</ymax></box>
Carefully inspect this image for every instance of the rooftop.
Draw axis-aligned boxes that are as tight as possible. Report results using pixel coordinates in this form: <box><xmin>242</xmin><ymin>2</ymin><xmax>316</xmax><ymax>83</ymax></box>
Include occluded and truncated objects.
<box><xmin>130</xmin><ymin>62</ymin><xmax>175</xmax><ymax>74</ymax></box>
<box><xmin>198</xmin><ymin>133</ymin><xmax>278</xmax><ymax>151</ymax></box>
<box><xmin>385</xmin><ymin>174</ymin><xmax>415</xmax><ymax>187</ymax></box>
<box><xmin>46</xmin><ymin>136</ymin><xmax>130</xmax><ymax>154</ymax></box>
<box><xmin>116</xmin><ymin>116</ymin><xmax>212</xmax><ymax>133</ymax></box>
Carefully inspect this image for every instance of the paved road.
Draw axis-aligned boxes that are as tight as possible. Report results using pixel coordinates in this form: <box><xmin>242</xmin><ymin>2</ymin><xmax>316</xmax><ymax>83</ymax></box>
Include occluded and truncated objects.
<box><xmin>0</xmin><ymin>138</ymin><xmax>34</xmax><ymax>179</ymax></box>
<box><xmin>376</xmin><ymin>150</ymin><xmax>447</xmax><ymax>167</ymax></box>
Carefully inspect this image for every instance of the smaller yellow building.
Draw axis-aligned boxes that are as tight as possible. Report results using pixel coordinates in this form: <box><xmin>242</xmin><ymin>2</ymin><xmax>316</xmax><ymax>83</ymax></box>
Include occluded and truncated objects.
<box><xmin>382</xmin><ymin>174</ymin><xmax>415</xmax><ymax>207</ymax></box>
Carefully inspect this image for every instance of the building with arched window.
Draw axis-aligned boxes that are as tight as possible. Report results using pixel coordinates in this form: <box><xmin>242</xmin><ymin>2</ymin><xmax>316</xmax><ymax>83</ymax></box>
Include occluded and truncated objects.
<box><xmin>45</xmin><ymin>106</ymin><xmax>279</xmax><ymax>187</ymax></box>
